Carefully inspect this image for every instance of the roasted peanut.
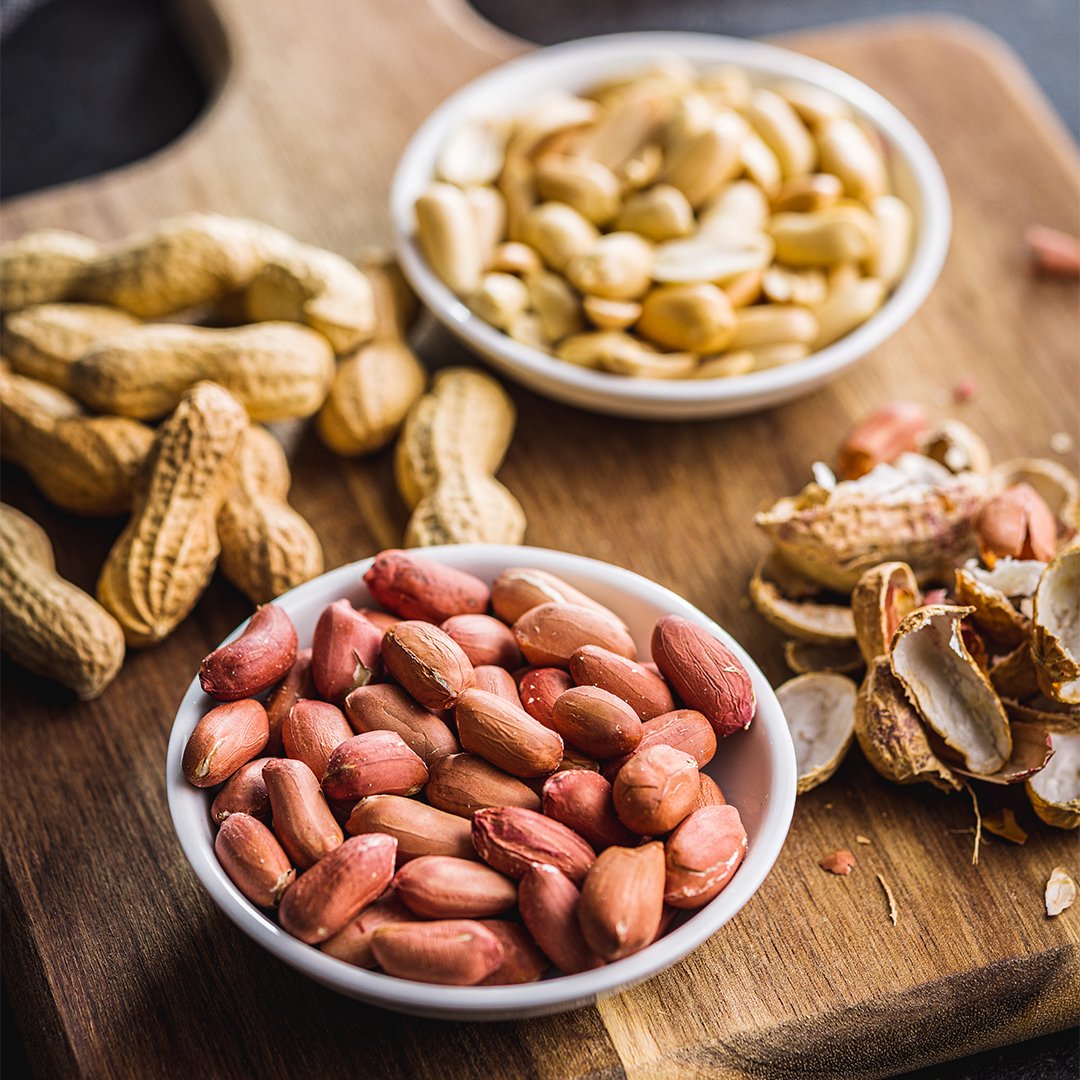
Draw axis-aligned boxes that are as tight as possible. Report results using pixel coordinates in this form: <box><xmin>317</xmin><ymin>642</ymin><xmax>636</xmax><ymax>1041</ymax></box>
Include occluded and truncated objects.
<box><xmin>345</xmin><ymin>794</ymin><xmax>476</xmax><ymax>862</ymax></box>
<box><xmin>0</xmin><ymin>503</ymin><xmax>125</xmax><ymax>698</ymax></box>
<box><xmin>392</xmin><ymin>856</ymin><xmax>517</xmax><ymax>919</ymax></box>
<box><xmin>322</xmin><ymin>730</ymin><xmax>429</xmax><ymax>801</ymax></box>
<box><xmin>652</xmin><ymin>615</ymin><xmax>756</xmax><ymax>737</ymax></box>
<box><xmin>519</xmin><ymin>864</ymin><xmax>604</xmax><ymax>974</ymax></box>
<box><xmin>262</xmin><ymin>757</ymin><xmax>343</xmax><ymax>869</ymax></box>
<box><xmin>514</xmin><ymin>602</ymin><xmax>636</xmax><ymax>667</ymax></box>
<box><xmin>472</xmin><ymin>805</ymin><xmax>595</xmax><ymax>883</ymax></box>
<box><xmin>211</xmin><ymin>757</ymin><xmax>272</xmax><ymax>824</ymax></box>
<box><xmin>344</xmin><ymin>683</ymin><xmax>459</xmax><ymax>766</ymax></box>
<box><xmin>772</xmin><ymin>173</ymin><xmax>844</xmax><ymax>214</ymax></box>
<box><xmin>569</xmin><ymin>645</ymin><xmax>675</xmax><ymax>720</ymax></box>
<box><xmin>214</xmin><ymin>813</ymin><xmax>295</xmax><ymax>908</ymax></box>
<box><xmin>664</xmin><ymin>804</ymin><xmax>748</xmax><ymax>908</ymax></box>
<box><xmin>816</xmin><ymin>117</ymin><xmax>888</xmax><ymax>202</ymax></box>
<box><xmin>521</xmin><ymin>201</ymin><xmax>600</xmax><ymax>272</ymax></box>
<box><xmin>3</xmin><ymin>302</ymin><xmax>139</xmax><ymax>390</ymax></box>
<box><xmin>550</xmin><ymin>685</ymin><xmax>642</xmax><ymax>759</ymax></box>
<box><xmin>415</xmin><ymin>182</ymin><xmax>484</xmax><ymax>296</ymax></box>
<box><xmin>661</xmin><ymin>113</ymin><xmax>746</xmax><ymax>208</ymax></box>
<box><xmin>637</xmin><ymin>283</ymin><xmax>736</xmax><ymax>353</ymax></box>
<box><xmin>813</xmin><ymin>277</ymin><xmax>886</xmax><ymax>347</ymax></box>
<box><xmin>565</xmin><ymin>232</ymin><xmax>654</xmax><ymax>300</ymax></box>
<box><xmin>425</xmin><ymin>752</ymin><xmax>542</xmax><ymax>818</ymax></box>
<box><xmin>468</xmin><ymin>272</ymin><xmax>530</xmax><ymax>330</ymax></box>
<box><xmin>216</xmin><ymin>425</ymin><xmax>324</xmax><ymax>604</ymax></box>
<box><xmin>455</xmin><ymin>688</ymin><xmax>565</xmax><ymax>778</ymax></box>
<box><xmin>0</xmin><ymin>367</ymin><xmax>154</xmax><ymax>516</ymax></box>
<box><xmin>70</xmin><ymin>322</ymin><xmax>334</xmax><ymax>421</ymax></box>
<box><xmin>578</xmin><ymin>842</ymin><xmax>665</xmax><ymax>960</ymax></box>
<box><xmin>199</xmin><ymin>604</ymin><xmax>298</xmax><ymax>701</ymax></box>
<box><xmin>542</xmin><ymin>770</ymin><xmax>636</xmax><ymax>849</ymax></box>
<box><xmin>394</xmin><ymin>368</ymin><xmax>524</xmax><ymax>547</ymax></box>
<box><xmin>310</xmin><ymin>599</ymin><xmax>383</xmax><ymax>702</ymax></box>
<box><xmin>364</xmin><ymin>549</ymin><xmax>489</xmax><ymax>622</ymax></box>
<box><xmin>278</xmin><ymin>833</ymin><xmax>397</xmax><ymax>945</ymax></box>
<box><xmin>381</xmin><ymin>621</ymin><xmax>475</xmax><ymax>710</ymax></box>
<box><xmin>535</xmin><ymin>154</ymin><xmax>622</xmax><ymax>225</ymax></box>
<box><xmin>97</xmin><ymin>381</ymin><xmax>247</xmax><ymax>646</ymax></box>
<box><xmin>745</xmin><ymin>89</ymin><xmax>817</xmax><ymax>178</ymax></box>
<box><xmin>182</xmin><ymin>699</ymin><xmax>269</xmax><ymax>788</ymax></box>
<box><xmin>613</xmin><ymin>744</ymin><xmax>700</xmax><ymax>834</ymax></box>
<box><xmin>282</xmin><ymin>699</ymin><xmax>353</xmax><ymax>780</ymax></box>
<box><xmin>371</xmin><ymin>919</ymin><xmax>503</xmax><ymax>985</ymax></box>
<box><xmin>615</xmin><ymin>184</ymin><xmax>695</xmax><ymax>242</ymax></box>
<box><xmin>440</xmin><ymin>613</ymin><xmax>522</xmax><ymax>669</ymax></box>
<box><xmin>770</xmin><ymin>205</ymin><xmax>878</xmax><ymax>266</ymax></box>
<box><xmin>519</xmin><ymin>666</ymin><xmax>574</xmax><ymax>728</ymax></box>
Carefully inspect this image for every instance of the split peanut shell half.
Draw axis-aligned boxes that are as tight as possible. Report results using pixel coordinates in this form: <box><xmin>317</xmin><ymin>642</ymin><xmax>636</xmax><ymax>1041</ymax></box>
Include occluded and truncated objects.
<box><xmin>776</xmin><ymin>673</ymin><xmax>857</xmax><ymax>793</ymax></box>
<box><xmin>988</xmin><ymin>642</ymin><xmax>1040</xmax><ymax>702</ymax></box>
<box><xmin>918</xmin><ymin>419</ymin><xmax>992</xmax><ymax>475</ymax></box>
<box><xmin>991</xmin><ymin>458</ymin><xmax>1079</xmax><ymax>534</ymax></box>
<box><xmin>1032</xmin><ymin>547</ymin><xmax>1080</xmax><ymax>704</ymax></box>
<box><xmin>954</xmin><ymin>558</ymin><xmax>1044</xmax><ymax>651</ymax></box>
<box><xmin>889</xmin><ymin>605</ymin><xmax>1012</xmax><ymax>775</ymax></box>
<box><xmin>1026</xmin><ymin>732</ymin><xmax>1080</xmax><ymax>829</ymax></box>
<box><xmin>783</xmin><ymin>639</ymin><xmax>864</xmax><ymax>676</ymax></box>
<box><xmin>754</xmin><ymin>459</ymin><xmax>991</xmax><ymax>592</ymax></box>
<box><xmin>948</xmin><ymin>721</ymin><xmax>1054</xmax><ymax>786</ymax></box>
<box><xmin>749</xmin><ymin>555</ymin><xmax>855</xmax><ymax>645</ymax></box>
<box><xmin>851</xmin><ymin>561</ymin><xmax>920</xmax><ymax>665</ymax></box>
<box><xmin>853</xmin><ymin>656</ymin><xmax>959</xmax><ymax>790</ymax></box>
<box><xmin>1003</xmin><ymin>696</ymin><xmax>1080</xmax><ymax>735</ymax></box>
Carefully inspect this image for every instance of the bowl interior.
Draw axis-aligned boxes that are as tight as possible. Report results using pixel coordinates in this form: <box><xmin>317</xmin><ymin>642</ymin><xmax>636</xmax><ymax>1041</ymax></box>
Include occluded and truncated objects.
<box><xmin>167</xmin><ymin>545</ymin><xmax>796</xmax><ymax>1020</ymax></box>
<box><xmin>391</xmin><ymin>32</ymin><xmax>950</xmax><ymax>417</ymax></box>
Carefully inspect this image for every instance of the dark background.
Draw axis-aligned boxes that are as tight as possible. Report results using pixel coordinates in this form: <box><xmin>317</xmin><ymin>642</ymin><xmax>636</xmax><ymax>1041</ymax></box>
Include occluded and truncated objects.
<box><xmin>1</xmin><ymin>0</ymin><xmax>1078</xmax><ymax>1076</ymax></box>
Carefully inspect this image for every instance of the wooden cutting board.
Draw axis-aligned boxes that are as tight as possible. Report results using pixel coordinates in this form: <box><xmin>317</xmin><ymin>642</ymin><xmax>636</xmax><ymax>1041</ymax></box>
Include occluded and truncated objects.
<box><xmin>2</xmin><ymin>3</ymin><xmax>1078</xmax><ymax>1077</ymax></box>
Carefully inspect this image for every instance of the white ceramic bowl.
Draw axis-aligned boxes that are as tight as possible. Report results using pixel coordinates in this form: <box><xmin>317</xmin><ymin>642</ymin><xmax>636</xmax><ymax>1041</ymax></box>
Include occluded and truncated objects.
<box><xmin>391</xmin><ymin>32</ymin><xmax>950</xmax><ymax>420</ymax></box>
<box><xmin>167</xmin><ymin>545</ymin><xmax>796</xmax><ymax>1020</ymax></box>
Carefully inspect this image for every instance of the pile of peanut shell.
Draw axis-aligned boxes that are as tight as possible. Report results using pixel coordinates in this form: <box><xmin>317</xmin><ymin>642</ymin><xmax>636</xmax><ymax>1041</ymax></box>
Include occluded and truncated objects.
<box><xmin>748</xmin><ymin>401</ymin><xmax>1079</xmax><ymax>832</ymax></box>
<box><xmin>0</xmin><ymin>214</ymin><xmax>526</xmax><ymax>701</ymax></box>
<box><xmin>184</xmin><ymin>550</ymin><xmax>754</xmax><ymax>985</ymax></box>
<box><xmin>416</xmin><ymin>59</ymin><xmax>911</xmax><ymax>378</ymax></box>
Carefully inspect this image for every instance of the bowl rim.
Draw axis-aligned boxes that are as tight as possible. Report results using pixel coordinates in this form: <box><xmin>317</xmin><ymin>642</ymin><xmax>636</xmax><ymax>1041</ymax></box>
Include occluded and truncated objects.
<box><xmin>166</xmin><ymin>544</ymin><xmax>797</xmax><ymax>1017</ymax></box>
<box><xmin>391</xmin><ymin>30</ymin><xmax>951</xmax><ymax>409</ymax></box>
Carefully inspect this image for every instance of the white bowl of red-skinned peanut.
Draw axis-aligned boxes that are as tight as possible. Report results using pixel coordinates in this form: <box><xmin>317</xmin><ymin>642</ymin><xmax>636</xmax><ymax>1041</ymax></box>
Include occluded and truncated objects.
<box><xmin>166</xmin><ymin>546</ymin><xmax>796</xmax><ymax>1020</ymax></box>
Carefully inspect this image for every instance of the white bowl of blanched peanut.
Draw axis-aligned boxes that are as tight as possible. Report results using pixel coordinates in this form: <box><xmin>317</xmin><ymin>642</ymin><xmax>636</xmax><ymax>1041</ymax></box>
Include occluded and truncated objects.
<box><xmin>391</xmin><ymin>32</ymin><xmax>950</xmax><ymax>419</ymax></box>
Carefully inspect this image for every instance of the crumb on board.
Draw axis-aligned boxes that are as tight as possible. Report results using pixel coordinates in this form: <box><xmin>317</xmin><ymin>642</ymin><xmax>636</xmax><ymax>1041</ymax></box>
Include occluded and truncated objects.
<box><xmin>952</xmin><ymin>376</ymin><xmax>978</xmax><ymax>404</ymax></box>
<box><xmin>819</xmin><ymin>850</ymin><xmax>856</xmax><ymax>875</ymax></box>
<box><xmin>1045</xmin><ymin>867</ymin><xmax>1076</xmax><ymax>918</ymax></box>
<box><xmin>1050</xmin><ymin>431</ymin><xmax>1074</xmax><ymax>455</ymax></box>
<box><xmin>983</xmin><ymin>809</ymin><xmax>1028</xmax><ymax>846</ymax></box>
<box><xmin>1025</xmin><ymin>225</ymin><xmax>1080</xmax><ymax>278</ymax></box>
<box><xmin>855</xmin><ymin>834</ymin><xmax>872</xmax><ymax>845</ymax></box>
<box><xmin>960</xmin><ymin>781</ymin><xmax>983</xmax><ymax>866</ymax></box>
<box><xmin>877</xmin><ymin>873</ymin><xmax>898</xmax><ymax>925</ymax></box>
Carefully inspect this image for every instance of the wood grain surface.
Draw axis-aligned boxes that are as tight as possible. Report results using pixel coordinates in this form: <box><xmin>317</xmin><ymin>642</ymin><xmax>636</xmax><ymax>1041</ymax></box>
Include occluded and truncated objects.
<box><xmin>2</xmin><ymin>3</ymin><xmax>1078</xmax><ymax>1077</ymax></box>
